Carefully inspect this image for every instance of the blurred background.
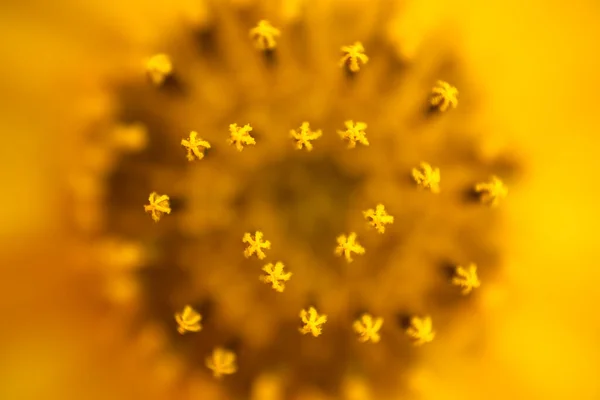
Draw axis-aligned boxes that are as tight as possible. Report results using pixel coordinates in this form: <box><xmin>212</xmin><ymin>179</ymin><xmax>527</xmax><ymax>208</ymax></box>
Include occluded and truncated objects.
<box><xmin>1</xmin><ymin>0</ymin><xmax>599</xmax><ymax>399</ymax></box>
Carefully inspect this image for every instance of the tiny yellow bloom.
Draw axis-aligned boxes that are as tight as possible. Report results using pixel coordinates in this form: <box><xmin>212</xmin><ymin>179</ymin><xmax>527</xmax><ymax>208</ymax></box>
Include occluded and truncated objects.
<box><xmin>339</xmin><ymin>42</ymin><xmax>369</xmax><ymax>72</ymax></box>
<box><xmin>353</xmin><ymin>314</ymin><xmax>384</xmax><ymax>343</ymax></box>
<box><xmin>206</xmin><ymin>347</ymin><xmax>238</xmax><ymax>378</ymax></box>
<box><xmin>243</xmin><ymin>231</ymin><xmax>271</xmax><ymax>259</ymax></box>
<box><xmin>406</xmin><ymin>316</ymin><xmax>435</xmax><ymax>346</ymax></box>
<box><xmin>475</xmin><ymin>176</ymin><xmax>507</xmax><ymax>206</ymax></box>
<box><xmin>412</xmin><ymin>162</ymin><xmax>441</xmax><ymax>193</ymax></box>
<box><xmin>259</xmin><ymin>261</ymin><xmax>292</xmax><ymax>292</ymax></box>
<box><xmin>228</xmin><ymin>123</ymin><xmax>256</xmax><ymax>151</ymax></box>
<box><xmin>452</xmin><ymin>263</ymin><xmax>481</xmax><ymax>295</ymax></box>
<box><xmin>363</xmin><ymin>204</ymin><xmax>394</xmax><ymax>233</ymax></box>
<box><xmin>146</xmin><ymin>53</ymin><xmax>173</xmax><ymax>86</ymax></box>
<box><xmin>299</xmin><ymin>307</ymin><xmax>327</xmax><ymax>337</ymax></box>
<box><xmin>181</xmin><ymin>131</ymin><xmax>211</xmax><ymax>161</ymax></box>
<box><xmin>335</xmin><ymin>232</ymin><xmax>365</xmax><ymax>263</ymax></box>
<box><xmin>290</xmin><ymin>122</ymin><xmax>322</xmax><ymax>151</ymax></box>
<box><xmin>249</xmin><ymin>20</ymin><xmax>281</xmax><ymax>50</ymax></box>
<box><xmin>144</xmin><ymin>192</ymin><xmax>171</xmax><ymax>222</ymax></box>
<box><xmin>174</xmin><ymin>305</ymin><xmax>202</xmax><ymax>334</ymax></box>
<box><xmin>430</xmin><ymin>80</ymin><xmax>458</xmax><ymax>112</ymax></box>
<box><xmin>337</xmin><ymin>120</ymin><xmax>369</xmax><ymax>149</ymax></box>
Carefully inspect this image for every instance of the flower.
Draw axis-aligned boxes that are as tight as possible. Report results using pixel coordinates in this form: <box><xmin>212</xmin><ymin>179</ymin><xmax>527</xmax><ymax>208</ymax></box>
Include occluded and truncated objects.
<box><xmin>299</xmin><ymin>307</ymin><xmax>327</xmax><ymax>337</ymax></box>
<box><xmin>181</xmin><ymin>131</ymin><xmax>211</xmax><ymax>161</ymax></box>
<box><xmin>335</xmin><ymin>232</ymin><xmax>365</xmax><ymax>262</ymax></box>
<box><xmin>249</xmin><ymin>20</ymin><xmax>281</xmax><ymax>50</ymax></box>
<box><xmin>475</xmin><ymin>176</ymin><xmax>508</xmax><ymax>206</ymax></box>
<box><xmin>353</xmin><ymin>314</ymin><xmax>384</xmax><ymax>343</ymax></box>
<box><xmin>412</xmin><ymin>162</ymin><xmax>441</xmax><ymax>193</ymax></box>
<box><xmin>243</xmin><ymin>231</ymin><xmax>271</xmax><ymax>259</ymax></box>
<box><xmin>340</xmin><ymin>42</ymin><xmax>369</xmax><ymax>72</ymax></box>
<box><xmin>337</xmin><ymin>120</ymin><xmax>369</xmax><ymax>148</ymax></box>
<box><xmin>406</xmin><ymin>316</ymin><xmax>435</xmax><ymax>346</ymax></box>
<box><xmin>174</xmin><ymin>305</ymin><xmax>202</xmax><ymax>334</ymax></box>
<box><xmin>143</xmin><ymin>192</ymin><xmax>171</xmax><ymax>222</ymax></box>
<box><xmin>259</xmin><ymin>261</ymin><xmax>292</xmax><ymax>292</ymax></box>
<box><xmin>363</xmin><ymin>204</ymin><xmax>394</xmax><ymax>233</ymax></box>
<box><xmin>227</xmin><ymin>123</ymin><xmax>256</xmax><ymax>151</ymax></box>
<box><xmin>290</xmin><ymin>122</ymin><xmax>322</xmax><ymax>151</ymax></box>
<box><xmin>430</xmin><ymin>80</ymin><xmax>458</xmax><ymax>112</ymax></box>
<box><xmin>452</xmin><ymin>263</ymin><xmax>481</xmax><ymax>295</ymax></box>
<box><xmin>205</xmin><ymin>347</ymin><xmax>238</xmax><ymax>378</ymax></box>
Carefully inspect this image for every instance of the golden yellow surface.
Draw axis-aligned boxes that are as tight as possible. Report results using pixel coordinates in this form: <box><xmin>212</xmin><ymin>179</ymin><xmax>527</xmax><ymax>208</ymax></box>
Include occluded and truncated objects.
<box><xmin>1</xmin><ymin>0</ymin><xmax>599</xmax><ymax>399</ymax></box>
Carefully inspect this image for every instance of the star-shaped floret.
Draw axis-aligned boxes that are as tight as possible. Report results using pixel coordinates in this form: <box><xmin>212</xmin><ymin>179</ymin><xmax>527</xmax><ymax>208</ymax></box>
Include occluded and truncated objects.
<box><xmin>290</xmin><ymin>122</ymin><xmax>322</xmax><ymax>151</ymax></box>
<box><xmin>243</xmin><ymin>231</ymin><xmax>271</xmax><ymax>259</ymax></box>
<box><xmin>299</xmin><ymin>307</ymin><xmax>327</xmax><ymax>337</ymax></box>
<box><xmin>353</xmin><ymin>314</ymin><xmax>384</xmax><ymax>343</ymax></box>
<box><xmin>144</xmin><ymin>192</ymin><xmax>171</xmax><ymax>222</ymax></box>
<box><xmin>363</xmin><ymin>204</ymin><xmax>394</xmax><ymax>233</ymax></box>
<box><xmin>339</xmin><ymin>42</ymin><xmax>369</xmax><ymax>72</ymax></box>
<box><xmin>181</xmin><ymin>131</ymin><xmax>211</xmax><ymax>161</ymax></box>
<box><xmin>335</xmin><ymin>232</ymin><xmax>365</xmax><ymax>263</ymax></box>
<box><xmin>259</xmin><ymin>261</ymin><xmax>292</xmax><ymax>292</ymax></box>
<box><xmin>337</xmin><ymin>120</ymin><xmax>369</xmax><ymax>148</ymax></box>
<box><xmin>412</xmin><ymin>162</ymin><xmax>441</xmax><ymax>193</ymax></box>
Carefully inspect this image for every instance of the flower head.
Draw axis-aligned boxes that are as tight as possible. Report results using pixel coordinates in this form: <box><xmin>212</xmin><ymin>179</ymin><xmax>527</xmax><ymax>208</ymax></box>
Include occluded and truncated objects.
<box><xmin>146</xmin><ymin>53</ymin><xmax>173</xmax><ymax>86</ymax></box>
<box><xmin>181</xmin><ymin>131</ymin><xmax>211</xmax><ymax>161</ymax></box>
<box><xmin>206</xmin><ymin>347</ymin><xmax>238</xmax><ymax>378</ymax></box>
<box><xmin>228</xmin><ymin>123</ymin><xmax>256</xmax><ymax>151</ymax></box>
<box><xmin>412</xmin><ymin>162</ymin><xmax>441</xmax><ymax>193</ymax></box>
<box><xmin>475</xmin><ymin>176</ymin><xmax>508</xmax><ymax>206</ymax></box>
<box><xmin>290</xmin><ymin>122</ymin><xmax>322</xmax><ymax>151</ymax></box>
<box><xmin>259</xmin><ymin>262</ymin><xmax>292</xmax><ymax>292</ymax></box>
<box><xmin>431</xmin><ymin>80</ymin><xmax>458</xmax><ymax>112</ymax></box>
<box><xmin>353</xmin><ymin>314</ymin><xmax>384</xmax><ymax>343</ymax></box>
<box><xmin>340</xmin><ymin>42</ymin><xmax>369</xmax><ymax>72</ymax></box>
<box><xmin>406</xmin><ymin>316</ymin><xmax>435</xmax><ymax>346</ymax></box>
<box><xmin>249</xmin><ymin>20</ymin><xmax>281</xmax><ymax>50</ymax></box>
<box><xmin>363</xmin><ymin>204</ymin><xmax>394</xmax><ymax>233</ymax></box>
<box><xmin>452</xmin><ymin>263</ymin><xmax>481</xmax><ymax>295</ymax></box>
<box><xmin>299</xmin><ymin>307</ymin><xmax>327</xmax><ymax>337</ymax></box>
<box><xmin>337</xmin><ymin>120</ymin><xmax>369</xmax><ymax>148</ymax></box>
<box><xmin>243</xmin><ymin>231</ymin><xmax>271</xmax><ymax>259</ymax></box>
<box><xmin>143</xmin><ymin>192</ymin><xmax>171</xmax><ymax>222</ymax></box>
<box><xmin>335</xmin><ymin>232</ymin><xmax>365</xmax><ymax>263</ymax></box>
<box><xmin>174</xmin><ymin>305</ymin><xmax>202</xmax><ymax>334</ymax></box>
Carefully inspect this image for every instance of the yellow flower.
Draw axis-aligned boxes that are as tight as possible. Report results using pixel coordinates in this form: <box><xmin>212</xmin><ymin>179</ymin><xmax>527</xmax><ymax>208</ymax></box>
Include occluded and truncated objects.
<box><xmin>352</xmin><ymin>314</ymin><xmax>384</xmax><ymax>343</ymax></box>
<box><xmin>143</xmin><ymin>192</ymin><xmax>171</xmax><ymax>222</ymax></box>
<box><xmin>228</xmin><ymin>123</ymin><xmax>256</xmax><ymax>151</ymax></box>
<box><xmin>249</xmin><ymin>20</ymin><xmax>281</xmax><ymax>50</ymax></box>
<box><xmin>146</xmin><ymin>53</ymin><xmax>173</xmax><ymax>86</ymax></box>
<box><xmin>339</xmin><ymin>42</ymin><xmax>369</xmax><ymax>72</ymax></box>
<box><xmin>206</xmin><ymin>347</ymin><xmax>238</xmax><ymax>378</ymax></box>
<box><xmin>337</xmin><ymin>120</ymin><xmax>369</xmax><ymax>148</ymax></box>
<box><xmin>299</xmin><ymin>307</ymin><xmax>327</xmax><ymax>337</ymax></box>
<box><xmin>412</xmin><ymin>162</ymin><xmax>441</xmax><ymax>193</ymax></box>
<box><xmin>363</xmin><ymin>204</ymin><xmax>394</xmax><ymax>233</ymax></box>
<box><xmin>452</xmin><ymin>263</ymin><xmax>481</xmax><ymax>295</ymax></box>
<box><xmin>259</xmin><ymin>261</ymin><xmax>292</xmax><ymax>292</ymax></box>
<box><xmin>174</xmin><ymin>305</ymin><xmax>202</xmax><ymax>334</ymax></box>
<box><xmin>243</xmin><ymin>231</ymin><xmax>271</xmax><ymax>259</ymax></box>
<box><xmin>475</xmin><ymin>176</ymin><xmax>508</xmax><ymax>206</ymax></box>
<box><xmin>335</xmin><ymin>232</ymin><xmax>365</xmax><ymax>262</ymax></box>
<box><xmin>430</xmin><ymin>80</ymin><xmax>458</xmax><ymax>112</ymax></box>
<box><xmin>181</xmin><ymin>131</ymin><xmax>211</xmax><ymax>161</ymax></box>
<box><xmin>290</xmin><ymin>122</ymin><xmax>322</xmax><ymax>151</ymax></box>
<box><xmin>406</xmin><ymin>316</ymin><xmax>435</xmax><ymax>346</ymax></box>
